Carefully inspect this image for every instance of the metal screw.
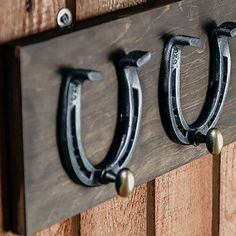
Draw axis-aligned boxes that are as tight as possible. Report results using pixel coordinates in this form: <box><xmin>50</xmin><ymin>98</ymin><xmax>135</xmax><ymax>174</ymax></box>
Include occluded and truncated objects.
<box><xmin>57</xmin><ymin>8</ymin><xmax>73</xmax><ymax>28</ymax></box>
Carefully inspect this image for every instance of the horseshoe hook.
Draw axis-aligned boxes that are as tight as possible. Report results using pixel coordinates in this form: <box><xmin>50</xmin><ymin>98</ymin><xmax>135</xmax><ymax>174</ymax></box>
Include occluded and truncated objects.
<box><xmin>58</xmin><ymin>50</ymin><xmax>151</xmax><ymax>197</ymax></box>
<box><xmin>161</xmin><ymin>22</ymin><xmax>236</xmax><ymax>154</ymax></box>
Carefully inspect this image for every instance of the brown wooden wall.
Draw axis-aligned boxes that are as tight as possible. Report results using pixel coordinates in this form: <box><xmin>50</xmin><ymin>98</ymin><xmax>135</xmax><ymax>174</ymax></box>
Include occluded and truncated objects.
<box><xmin>0</xmin><ymin>0</ymin><xmax>236</xmax><ymax>235</ymax></box>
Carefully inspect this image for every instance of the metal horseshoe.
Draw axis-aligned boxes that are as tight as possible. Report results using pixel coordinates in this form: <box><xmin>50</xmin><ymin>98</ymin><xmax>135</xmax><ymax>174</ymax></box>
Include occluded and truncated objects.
<box><xmin>161</xmin><ymin>22</ymin><xmax>236</xmax><ymax>154</ymax></box>
<box><xmin>58</xmin><ymin>50</ymin><xmax>151</xmax><ymax>197</ymax></box>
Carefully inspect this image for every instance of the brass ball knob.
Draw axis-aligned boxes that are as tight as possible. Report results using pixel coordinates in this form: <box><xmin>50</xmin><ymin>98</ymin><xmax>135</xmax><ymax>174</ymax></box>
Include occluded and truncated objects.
<box><xmin>206</xmin><ymin>128</ymin><xmax>223</xmax><ymax>155</ymax></box>
<box><xmin>115</xmin><ymin>168</ymin><xmax>135</xmax><ymax>197</ymax></box>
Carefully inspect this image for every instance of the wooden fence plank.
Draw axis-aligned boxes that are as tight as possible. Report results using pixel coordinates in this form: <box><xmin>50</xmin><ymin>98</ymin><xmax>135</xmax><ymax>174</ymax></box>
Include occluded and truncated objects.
<box><xmin>154</xmin><ymin>155</ymin><xmax>213</xmax><ymax>235</ymax></box>
<box><xmin>76</xmin><ymin>0</ymin><xmax>146</xmax><ymax>20</ymax></box>
<box><xmin>0</xmin><ymin>0</ymin><xmax>66</xmax><ymax>44</ymax></box>
<box><xmin>220</xmin><ymin>142</ymin><xmax>236</xmax><ymax>236</ymax></box>
<box><xmin>35</xmin><ymin>219</ymin><xmax>74</xmax><ymax>236</ymax></box>
<box><xmin>79</xmin><ymin>184</ymin><xmax>147</xmax><ymax>236</ymax></box>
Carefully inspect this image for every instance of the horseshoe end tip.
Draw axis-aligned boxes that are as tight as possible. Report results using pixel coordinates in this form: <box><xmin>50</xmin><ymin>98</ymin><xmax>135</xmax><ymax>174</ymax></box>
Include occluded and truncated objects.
<box><xmin>121</xmin><ymin>50</ymin><xmax>151</xmax><ymax>68</ymax></box>
<box><xmin>168</xmin><ymin>35</ymin><xmax>202</xmax><ymax>48</ymax></box>
<box><xmin>87</xmin><ymin>70</ymin><xmax>104</xmax><ymax>81</ymax></box>
<box><xmin>189</xmin><ymin>37</ymin><xmax>202</xmax><ymax>48</ymax></box>
<box><xmin>136</xmin><ymin>51</ymin><xmax>152</xmax><ymax>67</ymax></box>
<box><xmin>214</xmin><ymin>22</ymin><xmax>236</xmax><ymax>37</ymax></box>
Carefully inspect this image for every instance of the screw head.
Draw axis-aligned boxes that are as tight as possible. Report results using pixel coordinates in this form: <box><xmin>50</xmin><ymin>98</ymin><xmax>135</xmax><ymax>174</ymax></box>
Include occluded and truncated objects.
<box><xmin>115</xmin><ymin>168</ymin><xmax>135</xmax><ymax>197</ymax></box>
<box><xmin>57</xmin><ymin>8</ymin><xmax>72</xmax><ymax>28</ymax></box>
<box><xmin>206</xmin><ymin>128</ymin><xmax>223</xmax><ymax>155</ymax></box>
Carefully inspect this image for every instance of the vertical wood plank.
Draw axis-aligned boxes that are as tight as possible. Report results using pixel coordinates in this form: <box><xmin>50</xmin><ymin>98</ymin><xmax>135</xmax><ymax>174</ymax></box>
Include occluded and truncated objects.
<box><xmin>220</xmin><ymin>142</ymin><xmax>236</xmax><ymax>236</ymax></box>
<box><xmin>154</xmin><ymin>156</ymin><xmax>213</xmax><ymax>235</ymax></box>
<box><xmin>35</xmin><ymin>218</ymin><xmax>74</xmax><ymax>236</ymax></box>
<box><xmin>79</xmin><ymin>184</ymin><xmax>147</xmax><ymax>236</ymax></box>
<box><xmin>0</xmin><ymin>0</ymin><xmax>66</xmax><ymax>43</ymax></box>
<box><xmin>76</xmin><ymin>0</ymin><xmax>146</xmax><ymax>20</ymax></box>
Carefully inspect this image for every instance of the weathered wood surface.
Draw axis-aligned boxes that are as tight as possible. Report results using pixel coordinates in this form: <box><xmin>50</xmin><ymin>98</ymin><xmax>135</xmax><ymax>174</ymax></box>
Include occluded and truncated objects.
<box><xmin>154</xmin><ymin>155</ymin><xmax>213</xmax><ymax>235</ymax></box>
<box><xmin>5</xmin><ymin>0</ymin><xmax>236</xmax><ymax>234</ymax></box>
<box><xmin>220</xmin><ymin>143</ymin><xmax>236</xmax><ymax>236</ymax></box>
<box><xmin>35</xmin><ymin>218</ymin><xmax>75</xmax><ymax>236</ymax></box>
<box><xmin>76</xmin><ymin>0</ymin><xmax>179</xmax><ymax>21</ymax></box>
<box><xmin>0</xmin><ymin>1</ymin><xmax>66</xmax><ymax>44</ymax></box>
<box><xmin>79</xmin><ymin>184</ymin><xmax>147</xmax><ymax>236</ymax></box>
<box><xmin>76</xmin><ymin>0</ymin><xmax>146</xmax><ymax>20</ymax></box>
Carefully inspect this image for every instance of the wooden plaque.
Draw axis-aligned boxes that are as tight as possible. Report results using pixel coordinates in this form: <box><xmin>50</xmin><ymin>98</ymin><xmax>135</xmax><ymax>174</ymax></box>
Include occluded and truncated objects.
<box><xmin>4</xmin><ymin>0</ymin><xmax>236</xmax><ymax>234</ymax></box>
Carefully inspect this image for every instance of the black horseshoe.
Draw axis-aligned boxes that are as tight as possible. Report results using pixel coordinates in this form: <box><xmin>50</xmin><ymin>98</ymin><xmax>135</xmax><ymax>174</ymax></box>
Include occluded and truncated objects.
<box><xmin>161</xmin><ymin>22</ymin><xmax>236</xmax><ymax>146</ymax></box>
<box><xmin>58</xmin><ymin>51</ymin><xmax>151</xmax><ymax>187</ymax></box>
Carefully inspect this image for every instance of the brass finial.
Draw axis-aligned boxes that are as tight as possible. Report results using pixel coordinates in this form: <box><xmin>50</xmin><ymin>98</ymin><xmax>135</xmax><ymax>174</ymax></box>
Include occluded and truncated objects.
<box><xmin>115</xmin><ymin>168</ymin><xmax>135</xmax><ymax>197</ymax></box>
<box><xmin>101</xmin><ymin>168</ymin><xmax>135</xmax><ymax>197</ymax></box>
<box><xmin>205</xmin><ymin>128</ymin><xmax>223</xmax><ymax>155</ymax></box>
<box><xmin>193</xmin><ymin>128</ymin><xmax>223</xmax><ymax>155</ymax></box>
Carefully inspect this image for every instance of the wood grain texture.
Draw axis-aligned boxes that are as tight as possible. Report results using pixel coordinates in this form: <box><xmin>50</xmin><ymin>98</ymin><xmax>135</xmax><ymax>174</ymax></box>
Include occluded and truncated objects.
<box><xmin>76</xmin><ymin>0</ymin><xmax>146</xmax><ymax>20</ymax></box>
<box><xmin>5</xmin><ymin>0</ymin><xmax>236</xmax><ymax>234</ymax></box>
<box><xmin>154</xmin><ymin>155</ymin><xmax>213</xmax><ymax>235</ymax></box>
<box><xmin>220</xmin><ymin>142</ymin><xmax>236</xmax><ymax>236</ymax></box>
<box><xmin>0</xmin><ymin>0</ymin><xmax>66</xmax><ymax>44</ymax></box>
<box><xmin>79</xmin><ymin>184</ymin><xmax>147</xmax><ymax>236</ymax></box>
<box><xmin>35</xmin><ymin>218</ymin><xmax>73</xmax><ymax>236</ymax></box>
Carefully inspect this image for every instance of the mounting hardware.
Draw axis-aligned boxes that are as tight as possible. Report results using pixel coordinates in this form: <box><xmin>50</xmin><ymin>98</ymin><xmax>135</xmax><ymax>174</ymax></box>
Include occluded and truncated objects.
<box><xmin>160</xmin><ymin>22</ymin><xmax>236</xmax><ymax>154</ymax></box>
<box><xmin>57</xmin><ymin>8</ymin><xmax>73</xmax><ymax>28</ymax></box>
<box><xmin>193</xmin><ymin>128</ymin><xmax>223</xmax><ymax>155</ymax></box>
<box><xmin>101</xmin><ymin>168</ymin><xmax>135</xmax><ymax>197</ymax></box>
<box><xmin>58</xmin><ymin>51</ymin><xmax>151</xmax><ymax>197</ymax></box>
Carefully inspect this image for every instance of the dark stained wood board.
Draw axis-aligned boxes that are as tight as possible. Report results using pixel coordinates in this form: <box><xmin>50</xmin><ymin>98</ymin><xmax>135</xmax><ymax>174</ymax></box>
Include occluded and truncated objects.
<box><xmin>5</xmin><ymin>0</ymin><xmax>236</xmax><ymax>235</ymax></box>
